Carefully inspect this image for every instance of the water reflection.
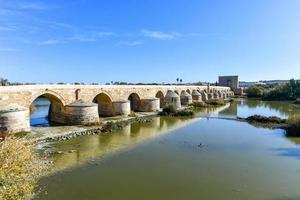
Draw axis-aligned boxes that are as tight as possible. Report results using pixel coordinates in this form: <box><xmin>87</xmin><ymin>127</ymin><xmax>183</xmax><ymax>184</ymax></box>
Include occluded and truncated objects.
<box><xmin>218</xmin><ymin>98</ymin><xmax>300</xmax><ymax>119</ymax></box>
<box><xmin>38</xmin><ymin>117</ymin><xmax>300</xmax><ymax>200</ymax></box>
<box><xmin>30</xmin><ymin>97</ymin><xmax>50</xmax><ymax>127</ymax></box>
<box><xmin>48</xmin><ymin>117</ymin><xmax>200</xmax><ymax>172</ymax></box>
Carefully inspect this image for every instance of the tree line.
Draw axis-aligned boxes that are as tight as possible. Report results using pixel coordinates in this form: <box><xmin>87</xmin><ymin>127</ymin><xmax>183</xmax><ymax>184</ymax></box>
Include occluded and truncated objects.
<box><xmin>246</xmin><ymin>79</ymin><xmax>300</xmax><ymax>100</ymax></box>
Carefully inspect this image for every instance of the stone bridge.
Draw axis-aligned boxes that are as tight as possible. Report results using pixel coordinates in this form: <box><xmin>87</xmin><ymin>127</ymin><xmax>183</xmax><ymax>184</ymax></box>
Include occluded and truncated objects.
<box><xmin>0</xmin><ymin>84</ymin><xmax>233</xmax><ymax>135</ymax></box>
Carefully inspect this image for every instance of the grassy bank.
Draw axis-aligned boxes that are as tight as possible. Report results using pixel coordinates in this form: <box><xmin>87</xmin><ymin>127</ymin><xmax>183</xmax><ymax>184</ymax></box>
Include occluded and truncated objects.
<box><xmin>189</xmin><ymin>99</ymin><xmax>227</xmax><ymax>109</ymax></box>
<box><xmin>286</xmin><ymin>115</ymin><xmax>300</xmax><ymax>137</ymax></box>
<box><xmin>240</xmin><ymin>114</ymin><xmax>300</xmax><ymax>136</ymax></box>
<box><xmin>0</xmin><ymin>138</ymin><xmax>50</xmax><ymax>200</ymax></box>
<box><xmin>159</xmin><ymin>104</ymin><xmax>194</xmax><ymax>117</ymax></box>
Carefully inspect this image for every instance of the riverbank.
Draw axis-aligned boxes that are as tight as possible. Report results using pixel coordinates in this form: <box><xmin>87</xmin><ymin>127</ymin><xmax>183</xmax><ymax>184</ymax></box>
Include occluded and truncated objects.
<box><xmin>28</xmin><ymin>100</ymin><xmax>232</xmax><ymax>143</ymax></box>
<box><xmin>27</xmin><ymin>112</ymin><xmax>160</xmax><ymax>143</ymax></box>
<box><xmin>235</xmin><ymin>114</ymin><xmax>300</xmax><ymax>136</ymax></box>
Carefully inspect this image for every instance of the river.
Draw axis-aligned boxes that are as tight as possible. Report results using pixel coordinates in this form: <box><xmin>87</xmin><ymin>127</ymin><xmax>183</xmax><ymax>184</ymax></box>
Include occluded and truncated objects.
<box><xmin>32</xmin><ymin>98</ymin><xmax>300</xmax><ymax>200</ymax></box>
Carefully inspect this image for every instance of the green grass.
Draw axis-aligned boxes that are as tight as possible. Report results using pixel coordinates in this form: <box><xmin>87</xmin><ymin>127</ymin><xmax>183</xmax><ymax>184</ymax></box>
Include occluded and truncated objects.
<box><xmin>286</xmin><ymin>115</ymin><xmax>300</xmax><ymax>137</ymax></box>
<box><xmin>245</xmin><ymin>115</ymin><xmax>286</xmax><ymax>124</ymax></box>
<box><xmin>205</xmin><ymin>98</ymin><xmax>226</xmax><ymax>106</ymax></box>
<box><xmin>159</xmin><ymin>104</ymin><xmax>194</xmax><ymax>117</ymax></box>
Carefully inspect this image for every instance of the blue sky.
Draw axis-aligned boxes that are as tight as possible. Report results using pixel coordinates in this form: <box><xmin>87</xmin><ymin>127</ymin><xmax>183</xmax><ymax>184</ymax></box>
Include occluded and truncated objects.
<box><xmin>0</xmin><ymin>0</ymin><xmax>300</xmax><ymax>83</ymax></box>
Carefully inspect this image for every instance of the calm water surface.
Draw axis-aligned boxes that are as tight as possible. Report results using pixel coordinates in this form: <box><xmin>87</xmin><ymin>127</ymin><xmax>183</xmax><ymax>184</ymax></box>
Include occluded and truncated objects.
<box><xmin>34</xmin><ymin>99</ymin><xmax>300</xmax><ymax>200</ymax></box>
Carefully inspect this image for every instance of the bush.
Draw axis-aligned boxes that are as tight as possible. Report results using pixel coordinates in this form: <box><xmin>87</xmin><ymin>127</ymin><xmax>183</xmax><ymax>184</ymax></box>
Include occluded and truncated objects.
<box><xmin>246</xmin><ymin>86</ymin><xmax>265</xmax><ymax>98</ymax></box>
<box><xmin>162</xmin><ymin>104</ymin><xmax>176</xmax><ymax>114</ymax></box>
<box><xmin>286</xmin><ymin>115</ymin><xmax>300</xmax><ymax>137</ymax></box>
<box><xmin>263</xmin><ymin>79</ymin><xmax>300</xmax><ymax>101</ymax></box>
<box><xmin>245</xmin><ymin>115</ymin><xmax>286</xmax><ymax>124</ymax></box>
<box><xmin>102</xmin><ymin>121</ymin><xmax>128</xmax><ymax>132</ymax></box>
<box><xmin>189</xmin><ymin>102</ymin><xmax>207</xmax><ymax>108</ymax></box>
<box><xmin>176</xmin><ymin>110</ymin><xmax>194</xmax><ymax>116</ymax></box>
<box><xmin>0</xmin><ymin>138</ymin><xmax>50</xmax><ymax>200</ymax></box>
<box><xmin>205</xmin><ymin>99</ymin><xmax>225</xmax><ymax>106</ymax></box>
<box><xmin>159</xmin><ymin>104</ymin><xmax>194</xmax><ymax>116</ymax></box>
<box><xmin>128</xmin><ymin>112</ymin><xmax>137</xmax><ymax>117</ymax></box>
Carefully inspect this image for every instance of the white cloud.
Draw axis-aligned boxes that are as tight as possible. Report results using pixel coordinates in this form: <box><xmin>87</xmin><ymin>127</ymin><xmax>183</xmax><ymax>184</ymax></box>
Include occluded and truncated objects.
<box><xmin>16</xmin><ymin>2</ymin><xmax>50</xmax><ymax>10</ymax></box>
<box><xmin>39</xmin><ymin>40</ymin><xmax>59</xmax><ymax>45</ymax></box>
<box><xmin>0</xmin><ymin>47</ymin><xmax>18</xmax><ymax>52</ymax></box>
<box><xmin>69</xmin><ymin>31</ymin><xmax>115</xmax><ymax>42</ymax></box>
<box><xmin>0</xmin><ymin>25</ymin><xmax>16</xmax><ymax>31</ymax></box>
<box><xmin>141</xmin><ymin>30</ymin><xmax>181</xmax><ymax>40</ymax></box>
<box><xmin>118</xmin><ymin>40</ymin><xmax>143</xmax><ymax>46</ymax></box>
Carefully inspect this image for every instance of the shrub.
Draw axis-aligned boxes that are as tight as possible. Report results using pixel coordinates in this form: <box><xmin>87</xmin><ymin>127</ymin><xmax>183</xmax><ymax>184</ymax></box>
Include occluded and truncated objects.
<box><xmin>286</xmin><ymin>115</ymin><xmax>300</xmax><ymax>137</ymax></box>
<box><xmin>246</xmin><ymin>86</ymin><xmax>265</xmax><ymax>98</ymax></box>
<box><xmin>128</xmin><ymin>111</ymin><xmax>137</xmax><ymax>117</ymax></box>
<box><xmin>176</xmin><ymin>110</ymin><xmax>194</xmax><ymax>116</ymax></box>
<box><xmin>0</xmin><ymin>138</ymin><xmax>50</xmax><ymax>200</ymax></box>
<box><xmin>162</xmin><ymin>104</ymin><xmax>176</xmax><ymax>114</ymax></box>
<box><xmin>159</xmin><ymin>104</ymin><xmax>194</xmax><ymax>116</ymax></box>
<box><xmin>102</xmin><ymin>121</ymin><xmax>128</xmax><ymax>132</ymax></box>
<box><xmin>245</xmin><ymin>115</ymin><xmax>286</xmax><ymax>124</ymax></box>
<box><xmin>263</xmin><ymin>79</ymin><xmax>300</xmax><ymax>101</ymax></box>
<box><xmin>189</xmin><ymin>102</ymin><xmax>207</xmax><ymax>108</ymax></box>
<box><xmin>205</xmin><ymin>99</ymin><xmax>225</xmax><ymax>106</ymax></box>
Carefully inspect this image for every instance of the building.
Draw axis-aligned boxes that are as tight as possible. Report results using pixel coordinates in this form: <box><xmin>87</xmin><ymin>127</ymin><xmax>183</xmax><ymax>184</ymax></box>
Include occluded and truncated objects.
<box><xmin>218</xmin><ymin>75</ymin><xmax>242</xmax><ymax>95</ymax></box>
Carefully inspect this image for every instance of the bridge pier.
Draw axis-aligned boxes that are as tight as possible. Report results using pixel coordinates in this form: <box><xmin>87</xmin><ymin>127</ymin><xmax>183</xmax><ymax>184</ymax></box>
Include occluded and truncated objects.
<box><xmin>112</xmin><ymin>101</ymin><xmax>130</xmax><ymax>116</ymax></box>
<box><xmin>192</xmin><ymin>90</ymin><xmax>202</xmax><ymax>102</ymax></box>
<box><xmin>180</xmin><ymin>91</ymin><xmax>193</xmax><ymax>105</ymax></box>
<box><xmin>64</xmin><ymin>100</ymin><xmax>99</xmax><ymax>125</ymax></box>
<box><xmin>139</xmin><ymin>98</ymin><xmax>160</xmax><ymax>112</ymax></box>
<box><xmin>165</xmin><ymin>90</ymin><xmax>181</xmax><ymax>109</ymax></box>
<box><xmin>207</xmin><ymin>93</ymin><xmax>214</xmax><ymax>100</ymax></box>
<box><xmin>213</xmin><ymin>92</ymin><xmax>219</xmax><ymax>99</ymax></box>
<box><xmin>0</xmin><ymin>106</ymin><xmax>30</xmax><ymax>138</ymax></box>
<box><xmin>222</xmin><ymin>92</ymin><xmax>227</xmax><ymax>99</ymax></box>
<box><xmin>48</xmin><ymin>103</ymin><xmax>66</xmax><ymax>124</ymax></box>
<box><xmin>200</xmin><ymin>91</ymin><xmax>208</xmax><ymax>101</ymax></box>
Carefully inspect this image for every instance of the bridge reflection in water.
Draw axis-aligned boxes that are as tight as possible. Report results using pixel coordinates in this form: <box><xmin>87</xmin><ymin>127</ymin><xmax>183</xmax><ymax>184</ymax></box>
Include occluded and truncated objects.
<box><xmin>47</xmin><ymin>116</ymin><xmax>200</xmax><ymax>172</ymax></box>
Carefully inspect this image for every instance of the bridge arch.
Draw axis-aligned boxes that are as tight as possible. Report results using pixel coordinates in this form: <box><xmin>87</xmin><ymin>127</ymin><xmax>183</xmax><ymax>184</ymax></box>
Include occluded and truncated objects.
<box><xmin>29</xmin><ymin>90</ymin><xmax>66</xmax><ymax>107</ymax></box>
<box><xmin>155</xmin><ymin>91</ymin><xmax>165</xmax><ymax>108</ymax></box>
<box><xmin>128</xmin><ymin>93</ymin><xmax>141</xmax><ymax>111</ymax></box>
<box><xmin>29</xmin><ymin>91</ymin><xmax>66</xmax><ymax>126</ymax></box>
<box><xmin>93</xmin><ymin>92</ymin><xmax>113</xmax><ymax>116</ymax></box>
<box><xmin>186</xmin><ymin>89</ymin><xmax>191</xmax><ymax>94</ymax></box>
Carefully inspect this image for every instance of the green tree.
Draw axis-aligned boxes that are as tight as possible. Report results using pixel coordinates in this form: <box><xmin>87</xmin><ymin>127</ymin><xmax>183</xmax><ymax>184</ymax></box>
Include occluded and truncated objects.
<box><xmin>246</xmin><ymin>86</ymin><xmax>265</xmax><ymax>98</ymax></box>
<box><xmin>263</xmin><ymin>79</ymin><xmax>300</xmax><ymax>100</ymax></box>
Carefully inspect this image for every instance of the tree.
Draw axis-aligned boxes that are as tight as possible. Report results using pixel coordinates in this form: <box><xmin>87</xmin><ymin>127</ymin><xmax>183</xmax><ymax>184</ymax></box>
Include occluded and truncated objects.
<box><xmin>176</xmin><ymin>78</ymin><xmax>179</xmax><ymax>84</ymax></box>
<box><xmin>180</xmin><ymin>79</ymin><xmax>182</xmax><ymax>84</ymax></box>
<box><xmin>246</xmin><ymin>86</ymin><xmax>265</xmax><ymax>98</ymax></box>
<box><xmin>0</xmin><ymin>77</ymin><xmax>9</xmax><ymax>86</ymax></box>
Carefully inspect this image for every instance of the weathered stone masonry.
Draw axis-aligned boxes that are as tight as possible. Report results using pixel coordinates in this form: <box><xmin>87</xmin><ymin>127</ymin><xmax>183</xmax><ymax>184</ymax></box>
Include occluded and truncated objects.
<box><xmin>0</xmin><ymin>84</ymin><xmax>233</xmax><ymax>135</ymax></box>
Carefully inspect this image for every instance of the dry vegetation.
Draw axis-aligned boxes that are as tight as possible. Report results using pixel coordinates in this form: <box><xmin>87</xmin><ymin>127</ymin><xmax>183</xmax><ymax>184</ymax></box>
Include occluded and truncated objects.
<box><xmin>0</xmin><ymin>138</ymin><xmax>50</xmax><ymax>200</ymax></box>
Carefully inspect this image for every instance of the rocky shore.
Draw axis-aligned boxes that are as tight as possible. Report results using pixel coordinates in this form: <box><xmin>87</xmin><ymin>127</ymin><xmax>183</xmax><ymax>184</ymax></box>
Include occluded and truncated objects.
<box><xmin>37</xmin><ymin>116</ymin><xmax>154</xmax><ymax>143</ymax></box>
